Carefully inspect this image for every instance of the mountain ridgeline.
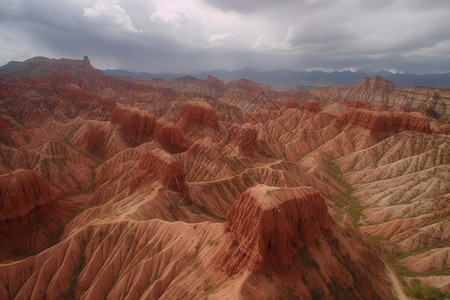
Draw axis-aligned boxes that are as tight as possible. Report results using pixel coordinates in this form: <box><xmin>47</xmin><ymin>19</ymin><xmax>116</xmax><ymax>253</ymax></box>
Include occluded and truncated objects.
<box><xmin>103</xmin><ymin>67</ymin><xmax>450</xmax><ymax>89</ymax></box>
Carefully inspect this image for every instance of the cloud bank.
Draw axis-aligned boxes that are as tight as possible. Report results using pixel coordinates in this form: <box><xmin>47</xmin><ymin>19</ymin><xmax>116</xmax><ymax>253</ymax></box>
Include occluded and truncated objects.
<box><xmin>0</xmin><ymin>0</ymin><xmax>449</xmax><ymax>73</ymax></box>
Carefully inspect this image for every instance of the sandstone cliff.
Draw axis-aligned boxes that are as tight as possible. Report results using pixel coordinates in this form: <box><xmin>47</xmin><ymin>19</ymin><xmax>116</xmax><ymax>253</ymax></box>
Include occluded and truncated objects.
<box><xmin>218</xmin><ymin>185</ymin><xmax>332</xmax><ymax>274</ymax></box>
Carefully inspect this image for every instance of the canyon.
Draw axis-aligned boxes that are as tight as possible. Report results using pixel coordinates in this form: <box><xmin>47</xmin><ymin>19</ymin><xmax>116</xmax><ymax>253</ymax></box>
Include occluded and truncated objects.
<box><xmin>0</xmin><ymin>57</ymin><xmax>449</xmax><ymax>299</ymax></box>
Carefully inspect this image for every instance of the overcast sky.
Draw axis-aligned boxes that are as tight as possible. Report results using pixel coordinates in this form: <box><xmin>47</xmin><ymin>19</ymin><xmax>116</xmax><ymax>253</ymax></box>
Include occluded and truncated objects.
<box><xmin>1</xmin><ymin>0</ymin><xmax>449</xmax><ymax>73</ymax></box>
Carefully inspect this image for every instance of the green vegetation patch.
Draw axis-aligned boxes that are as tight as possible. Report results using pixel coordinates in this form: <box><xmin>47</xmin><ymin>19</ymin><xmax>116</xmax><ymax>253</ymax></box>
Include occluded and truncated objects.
<box><xmin>404</xmin><ymin>279</ymin><xmax>449</xmax><ymax>299</ymax></box>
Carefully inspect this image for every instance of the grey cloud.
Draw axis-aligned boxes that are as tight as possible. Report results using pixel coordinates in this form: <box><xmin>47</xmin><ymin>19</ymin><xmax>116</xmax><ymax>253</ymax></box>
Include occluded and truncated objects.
<box><xmin>406</xmin><ymin>0</ymin><xmax>450</xmax><ymax>11</ymax></box>
<box><xmin>284</xmin><ymin>24</ymin><xmax>355</xmax><ymax>49</ymax></box>
<box><xmin>0</xmin><ymin>0</ymin><xmax>82</xmax><ymax>28</ymax></box>
<box><xmin>359</xmin><ymin>0</ymin><xmax>392</xmax><ymax>12</ymax></box>
<box><xmin>0</xmin><ymin>0</ymin><xmax>449</xmax><ymax>74</ymax></box>
<box><xmin>201</xmin><ymin>0</ymin><xmax>295</xmax><ymax>14</ymax></box>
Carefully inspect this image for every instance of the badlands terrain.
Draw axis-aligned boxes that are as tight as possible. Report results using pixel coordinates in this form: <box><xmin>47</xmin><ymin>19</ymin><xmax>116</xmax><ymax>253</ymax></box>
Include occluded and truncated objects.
<box><xmin>0</xmin><ymin>57</ymin><xmax>449</xmax><ymax>299</ymax></box>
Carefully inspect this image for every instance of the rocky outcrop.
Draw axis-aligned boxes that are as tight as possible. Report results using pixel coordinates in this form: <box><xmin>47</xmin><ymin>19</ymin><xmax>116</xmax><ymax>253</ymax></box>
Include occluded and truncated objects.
<box><xmin>359</xmin><ymin>76</ymin><xmax>395</xmax><ymax>91</ymax></box>
<box><xmin>0</xmin><ymin>169</ymin><xmax>57</xmax><ymax>225</ymax></box>
<box><xmin>1</xmin><ymin>56</ymin><xmax>447</xmax><ymax>299</ymax></box>
<box><xmin>218</xmin><ymin>79</ymin><xmax>272</xmax><ymax>112</ymax></box>
<box><xmin>283</xmin><ymin>99</ymin><xmax>320</xmax><ymax>112</ymax></box>
<box><xmin>129</xmin><ymin>148</ymin><xmax>187</xmax><ymax>194</ymax></box>
<box><xmin>0</xmin><ymin>56</ymin><xmax>102</xmax><ymax>82</ymax></box>
<box><xmin>155</xmin><ymin>119</ymin><xmax>189</xmax><ymax>153</ymax></box>
<box><xmin>341</xmin><ymin>108</ymin><xmax>432</xmax><ymax>133</ymax></box>
<box><xmin>301</xmin><ymin>99</ymin><xmax>321</xmax><ymax>111</ymax></box>
<box><xmin>284</xmin><ymin>101</ymin><xmax>302</xmax><ymax>110</ymax></box>
<box><xmin>334</xmin><ymin>77</ymin><xmax>396</xmax><ymax>104</ymax></box>
<box><xmin>83</xmin><ymin>127</ymin><xmax>106</xmax><ymax>155</ymax></box>
<box><xmin>111</xmin><ymin>105</ymin><xmax>156</xmax><ymax>145</ymax></box>
<box><xmin>313</xmin><ymin>77</ymin><xmax>450</xmax><ymax>117</ymax></box>
<box><xmin>221</xmin><ymin>123</ymin><xmax>257</xmax><ymax>156</ymax></box>
<box><xmin>218</xmin><ymin>185</ymin><xmax>332</xmax><ymax>275</ymax></box>
<box><xmin>177</xmin><ymin>100</ymin><xmax>218</xmax><ymax>130</ymax></box>
<box><xmin>162</xmin><ymin>76</ymin><xmax>224</xmax><ymax>98</ymax></box>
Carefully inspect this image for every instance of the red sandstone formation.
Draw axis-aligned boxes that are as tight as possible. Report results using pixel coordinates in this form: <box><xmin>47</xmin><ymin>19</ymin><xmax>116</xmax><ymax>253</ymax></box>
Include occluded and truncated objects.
<box><xmin>177</xmin><ymin>99</ymin><xmax>218</xmax><ymax>130</ymax></box>
<box><xmin>283</xmin><ymin>99</ymin><xmax>320</xmax><ymax>111</ymax></box>
<box><xmin>284</xmin><ymin>101</ymin><xmax>302</xmax><ymax>109</ymax></box>
<box><xmin>341</xmin><ymin>107</ymin><xmax>432</xmax><ymax>133</ymax></box>
<box><xmin>163</xmin><ymin>75</ymin><xmax>227</xmax><ymax>98</ymax></box>
<box><xmin>360</xmin><ymin>76</ymin><xmax>396</xmax><ymax>91</ymax></box>
<box><xmin>111</xmin><ymin>105</ymin><xmax>156</xmax><ymax>146</ymax></box>
<box><xmin>301</xmin><ymin>99</ymin><xmax>321</xmax><ymax>111</ymax></box>
<box><xmin>129</xmin><ymin>148</ymin><xmax>187</xmax><ymax>194</ymax></box>
<box><xmin>343</xmin><ymin>76</ymin><xmax>396</xmax><ymax>103</ymax></box>
<box><xmin>155</xmin><ymin>119</ymin><xmax>189</xmax><ymax>153</ymax></box>
<box><xmin>333</xmin><ymin>98</ymin><xmax>373</xmax><ymax>109</ymax></box>
<box><xmin>214</xmin><ymin>184</ymin><xmax>391</xmax><ymax>299</ymax></box>
<box><xmin>0</xmin><ymin>56</ymin><xmax>96</xmax><ymax>80</ymax></box>
<box><xmin>85</xmin><ymin>129</ymin><xmax>106</xmax><ymax>155</ymax></box>
<box><xmin>0</xmin><ymin>57</ymin><xmax>448</xmax><ymax>299</ymax></box>
<box><xmin>221</xmin><ymin>123</ymin><xmax>257</xmax><ymax>156</ymax></box>
<box><xmin>0</xmin><ymin>169</ymin><xmax>56</xmax><ymax>225</ymax></box>
<box><xmin>312</xmin><ymin>76</ymin><xmax>450</xmax><ymax>118</ymax></box>
<box><xmin>218</xmin><ymin>79</ymin><xmax>273</xmax><ymax>112</ymax></box>
<box><xmin>219</xmin><ymin>185</ymin><xmax>332</xmax><ymax>274</ymax></box>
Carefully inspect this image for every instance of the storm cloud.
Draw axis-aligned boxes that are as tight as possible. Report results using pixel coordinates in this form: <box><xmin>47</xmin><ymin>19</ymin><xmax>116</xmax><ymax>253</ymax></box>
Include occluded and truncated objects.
<box><xmin>0</xmin><ymin>0</ymin><xmax>449</xmax><ymax>73</ymax></box>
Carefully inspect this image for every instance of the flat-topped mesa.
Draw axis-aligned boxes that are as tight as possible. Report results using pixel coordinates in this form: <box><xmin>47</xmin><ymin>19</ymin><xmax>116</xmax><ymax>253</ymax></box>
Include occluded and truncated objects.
<box><xmin>0</xmin><ymin>170</ymin><xmax>57</xmax><ymax>226</ymax></box>
<box><xmin>129</xmin><ymin>148</ymin><xmax>187</xmax><ymax>194</ymax></box>
<box><xmin>359</xmin><ymin>76</ymin><xmax>395</xmax><ymax>92</ymax></box>
<box><xmin>0</xmin><ymin>56</ymin><xmax>99</xmax><ymax>81</ymax></box>
<box><xmin>177</xmin><ymin>99</ymin><xmax>218</xmax><ymax>130</ymax></box>
<box><xmin>111</xmin><ymin>105</ymin><xmax>156</xmax><ymax>145</ymax></box>
<box><xmin>218</xmin><ymin>185</ymin><xmax>332</xmax><ymax>275</ymax></box>
<box><xmin>221</xmin><ymin>123</ymin><xmax>257</xmax><ymax>156</ymax></box>
<box><xmin>342</xmin><ymin>108</ymin><xmax>432</xmax><ymax>133</ymax></box>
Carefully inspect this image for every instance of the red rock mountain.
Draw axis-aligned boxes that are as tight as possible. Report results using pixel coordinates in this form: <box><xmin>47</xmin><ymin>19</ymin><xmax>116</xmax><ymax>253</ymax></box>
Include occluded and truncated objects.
<box><xmin>0</xmin><ymin>57</ymin><xmax>448</xmax><ymax>299</ymax></box>
<box><xmin>341</xmin><ymin>108</ymin><xmax>432</xmax><ymax>133</ymax></box>
<box><xmin>219</xmin><ymin>185</ymin><xmax>332</xmax><ymax>274</ymax></box>
<box><xmin>0</xmin><ymin>169</ymin><xmax>56</xmax><ymax>225</ymax></box>
<box><xmin>313</xmin><ymin>76</ymin><xmax>450</xmax><ymax>118</ymax></box>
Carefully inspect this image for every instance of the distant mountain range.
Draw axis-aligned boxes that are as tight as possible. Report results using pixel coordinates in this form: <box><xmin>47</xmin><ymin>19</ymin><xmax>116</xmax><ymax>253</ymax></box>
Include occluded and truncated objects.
<box><xmin>103</xmin><ymin>68</ymin><xmax>450</xmax><ymax>89</ymax></box>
